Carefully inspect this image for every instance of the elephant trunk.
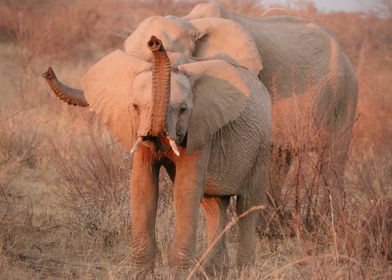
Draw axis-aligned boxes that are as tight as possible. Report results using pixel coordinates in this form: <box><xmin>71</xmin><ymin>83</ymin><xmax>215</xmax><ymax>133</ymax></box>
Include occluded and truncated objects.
<box><xmin>148</xmin><ymin>36</ymin><xmax>170</xmax><ymax>137</ymax></box>
<box><xmin>42</xmin><ymin>67</ymin><xmax>89</xmax><ymax>107</ymax></box>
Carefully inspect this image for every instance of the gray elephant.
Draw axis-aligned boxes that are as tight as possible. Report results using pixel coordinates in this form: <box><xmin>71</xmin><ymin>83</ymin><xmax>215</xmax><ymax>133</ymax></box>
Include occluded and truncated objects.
<box><xmin>43</xmin><ymin>34</ymin><xmax>272</xmax><ymax>277</ymax></box>
<box><xmin>183</xmin><ymin>3</ymin><xmax>358</xmax><ymax>214</ymax></box>
<box><xmin>121</xmin><ymin>3</ymin><xmax>358</xmax><ymax>213</ymax></box>
<box><xmin>42</xmin><ymin>2</ymin><xmax>358</xmax><ymax>277</ymax></box>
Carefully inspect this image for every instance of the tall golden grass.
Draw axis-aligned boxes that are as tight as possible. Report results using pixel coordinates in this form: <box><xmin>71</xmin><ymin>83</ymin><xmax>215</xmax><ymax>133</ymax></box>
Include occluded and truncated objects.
<box><xmin>0</xmin><ymin>0</ymin><xmax>391</xmax><ymax>279</ymax></box>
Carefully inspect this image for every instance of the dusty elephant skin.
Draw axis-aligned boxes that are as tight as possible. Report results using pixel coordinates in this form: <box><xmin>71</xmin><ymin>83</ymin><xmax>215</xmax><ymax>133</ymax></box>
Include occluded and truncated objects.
<box><xmin>42</xmin><ymin>2</ymin><xmax>358</xmax><ymax>279</ymax></box>
<box><xmin>184</xmin><ymin>3</ymin><xmax>358</xmax><ymax>216</ymax></box>
<box><xmin>43</xmin><ymin>36</ymin><xmax>271</xmax><ymax>277</ymax></box>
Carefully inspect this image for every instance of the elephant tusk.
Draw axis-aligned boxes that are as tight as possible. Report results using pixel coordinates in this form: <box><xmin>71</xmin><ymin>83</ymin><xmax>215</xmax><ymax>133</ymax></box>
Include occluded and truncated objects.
<box><xmin>131</xmin><ymin>137</ymin><xmax>143</xmax><ymax>154</ymax></box>
<box><xmin>168</xmin><ymin>138</ymin><xmax>180</xmax><ymax>156</ymax></box>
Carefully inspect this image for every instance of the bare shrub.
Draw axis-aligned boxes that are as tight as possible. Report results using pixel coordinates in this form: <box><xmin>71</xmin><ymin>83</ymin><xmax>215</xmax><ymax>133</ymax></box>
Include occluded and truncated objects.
<box><xmin>1</xmin><ymin>1</ymin><xmax>392</xmax><ymax>278</ymax></box>
<box><xmin>0</xmin><ymin>111</ymin><xmax>42</xmax><ymax>170</ymax></box>
<box><xmin>49</xmin><ymin>123</ymin><xmax>131</xmax><ymax>247</ymax></box>
<box><xmin>0</xmin><ymin>148</ymin><xmax>34</xmax><ymax>276</ymax></box>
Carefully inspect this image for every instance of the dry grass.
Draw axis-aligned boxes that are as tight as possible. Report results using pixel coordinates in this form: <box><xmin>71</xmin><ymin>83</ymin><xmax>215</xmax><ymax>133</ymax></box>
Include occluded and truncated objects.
<box><xmin>1</xmin><ymin>0</ymin><xmax>391</xmax><ymax>279</ymax></box>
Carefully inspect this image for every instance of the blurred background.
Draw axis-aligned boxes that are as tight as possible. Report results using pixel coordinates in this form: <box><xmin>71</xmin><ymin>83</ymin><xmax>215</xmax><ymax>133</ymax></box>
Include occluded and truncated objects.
<box><xmin>0</xmin><ymin>0</ymin><xmax>391</xmax><ymax>279</ymax></box>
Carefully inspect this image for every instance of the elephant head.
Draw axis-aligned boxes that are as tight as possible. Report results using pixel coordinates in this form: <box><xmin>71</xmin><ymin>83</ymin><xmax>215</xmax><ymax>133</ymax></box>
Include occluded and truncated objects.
<box><xmin>124</xmin><ymin>16</ymin><xmax>263</xmax><ymax>76</ymax></box>
<box><xmin>43</xmin><ymin>36</ymin><xmax>251</xmax><ymax>155</ymax></box>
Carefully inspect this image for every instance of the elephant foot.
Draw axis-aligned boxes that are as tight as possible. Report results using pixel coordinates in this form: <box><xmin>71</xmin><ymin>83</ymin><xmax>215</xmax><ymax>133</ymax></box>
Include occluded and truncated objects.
<box><xmin>203</xmin><ymin>249</ymin><xmax>229</xmax><ymax>278</ymax></box>
<box><xmin>170</xmin><ymin>268</ymin><xmax>199</xmax><ymax>280</ymax></box>
<box><xmin>130</xmin><ymin>263</ymin><xmax>155</xmax><ymax>279</ymax></box>
<box><xmin>169</xmin><ymin>260</ymin><xmax>209</xmax><ymax>279</ymax></box>
<box><xmin>234</xmin><ymin>264</ymin><xmax>256</xmax><ymax>280</ymax></box>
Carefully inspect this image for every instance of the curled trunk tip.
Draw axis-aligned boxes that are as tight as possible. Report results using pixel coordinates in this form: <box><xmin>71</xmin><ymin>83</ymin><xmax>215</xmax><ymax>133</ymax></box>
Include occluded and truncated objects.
<box><xmin>147</xmin><ymin>36</ymin><xmax>163</xmax><ymax>52</ymax></box>
<box><xmin>42</xmin><ymin>67</ymin><xmax>55</xmax><ymax>79</ymax></box>
<box><xmin>42</xmin><ymin>66</ymin><xmax>89</xmax><ymax>107</ymax></box>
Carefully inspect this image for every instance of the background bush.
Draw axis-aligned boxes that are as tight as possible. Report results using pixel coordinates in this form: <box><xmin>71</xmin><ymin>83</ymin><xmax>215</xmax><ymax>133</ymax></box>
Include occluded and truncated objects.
<box><xmin>0</xmin><ymin>0</ymin><xmax>391</xmax><ymax>278</ymax></box>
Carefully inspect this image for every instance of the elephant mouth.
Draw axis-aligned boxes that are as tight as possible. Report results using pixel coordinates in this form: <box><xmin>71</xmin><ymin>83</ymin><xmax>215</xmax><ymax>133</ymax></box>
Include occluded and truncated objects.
<box><xmin>176</xmin><ymin>132</ymin><xmax>187</xmax><ymax>147</ymax></box>
<box><xmin>131</xmin><ymin>134</ymin><xmax>180</xmax><ymax>156</ymax></box>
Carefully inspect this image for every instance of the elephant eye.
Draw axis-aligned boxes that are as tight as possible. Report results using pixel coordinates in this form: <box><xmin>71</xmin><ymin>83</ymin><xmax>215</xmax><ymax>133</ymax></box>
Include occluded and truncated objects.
<box><xmin>132</xmin><ymin>103</ymin><xmax>139</xmax><ymax>111</ymax></box>
<box><xmin>179</xmin><ymin>104</ymin><xmax>187</xmax><ymax>114</ymax></box>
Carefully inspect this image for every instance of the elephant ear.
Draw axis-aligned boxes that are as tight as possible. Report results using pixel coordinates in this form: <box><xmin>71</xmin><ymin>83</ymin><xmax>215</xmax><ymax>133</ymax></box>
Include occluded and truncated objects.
<box><xmin>190</xmin><ymin>18</ymin><xmax>263</xmax><ymax>76</ymax></box>
<box><xmin>81</xmin><ymin>50</ymin><xmax>151</xmax><ymax>149</ymax></box>
<box><xmin>178</xmin><ymin>60</ymin><xmax>250</xmax><ymax>154</ymax></box>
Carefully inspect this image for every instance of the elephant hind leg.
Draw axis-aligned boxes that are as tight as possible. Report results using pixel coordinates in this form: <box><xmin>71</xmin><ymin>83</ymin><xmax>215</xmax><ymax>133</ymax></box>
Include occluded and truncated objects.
<box><xmin>236</xmin><ymin>194</ymin><xmax>259</xmax><ymax>268</ymax></box>
<box><xmin>200</xmin><ymin>195</ymin><xmax>230</xmax><ymax>277</ymax></box>
<box><xmin>236</xmin><ymin>146</ymin><xmax>269</xmax><ymax>268</ymax></box>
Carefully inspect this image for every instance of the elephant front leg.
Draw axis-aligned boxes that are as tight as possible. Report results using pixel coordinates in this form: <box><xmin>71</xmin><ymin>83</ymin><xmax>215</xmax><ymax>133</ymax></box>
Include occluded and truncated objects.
<box><xmin>168</xmin><ymin>147</ymin><xmax>210</xmax><ymax>277</ymax></box>
<box><xmin>130</xmin><ymin>149</ymin><xmax>159</xmax><ymax>275</ymax></box>
<box><xmin>201</xmin><ymin>195</ymin><xmax>230</xmax><ymax>277</ymax></box>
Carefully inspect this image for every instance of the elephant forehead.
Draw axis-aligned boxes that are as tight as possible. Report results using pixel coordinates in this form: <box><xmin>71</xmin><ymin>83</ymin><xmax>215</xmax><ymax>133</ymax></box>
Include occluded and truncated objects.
<box><xmin>132</xmin><ymin>71</ymin><xmax>191</xmax><ymax>105</ymax></box>
<box><xmin>124</xmin><ymin>16</ymin><xmax>197</xmax><ymax>61</ymax></box>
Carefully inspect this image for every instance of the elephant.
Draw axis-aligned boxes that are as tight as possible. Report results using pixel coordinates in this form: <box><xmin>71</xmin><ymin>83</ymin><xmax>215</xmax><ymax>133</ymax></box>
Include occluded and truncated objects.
<box><xmin>183</xmin><ymin>3</ymin><xmax>358</xmax><ymax>217</ymax></box>
<box><xmin>42</xmin><ymin>2</ymin><xmax>359</xmax><ymax>277</ymax></box>
<box><xmin>119</xmin><ymin>2</ymin><xmax>358</xmax><ymax>215</ymax></box>
<box><xmin>42</xmin><ymin>34</ymin><xmax>272</xmax><ymax>278</ymax></box>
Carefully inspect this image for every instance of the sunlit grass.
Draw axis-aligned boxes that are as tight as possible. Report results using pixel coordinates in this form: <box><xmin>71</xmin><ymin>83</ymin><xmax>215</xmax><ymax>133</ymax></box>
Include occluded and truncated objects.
<box><xmin>0</xmin><ymin>1</ymin><xmax>391</xmax><ymax>279</ymax></box>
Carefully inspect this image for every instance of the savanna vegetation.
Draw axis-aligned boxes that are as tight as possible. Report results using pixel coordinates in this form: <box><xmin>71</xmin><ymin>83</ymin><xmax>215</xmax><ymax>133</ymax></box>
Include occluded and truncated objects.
<box><xmin>0</xmin><ymin>0</ymin><xmax>391</xmax><ymax>279</ymax></box>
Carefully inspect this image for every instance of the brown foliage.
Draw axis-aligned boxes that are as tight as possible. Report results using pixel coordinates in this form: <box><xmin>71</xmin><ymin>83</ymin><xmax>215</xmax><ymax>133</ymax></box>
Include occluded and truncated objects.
<box><xmin>0</xmin><ymin>1</ymin><xmax>391</xmax><ymax>278</ymax></box>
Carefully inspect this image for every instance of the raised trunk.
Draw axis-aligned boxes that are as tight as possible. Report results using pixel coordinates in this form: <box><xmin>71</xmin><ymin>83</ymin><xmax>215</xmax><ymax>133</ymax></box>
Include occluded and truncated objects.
<box><xmin>148</xmin><ymin>36</ymin><xmax>171</xmax><ymax>137</ymax></box>
<box><xmin>42</xmin><ymin>67</ymin><xmax>89</xmax><ymax>107</ymax></box>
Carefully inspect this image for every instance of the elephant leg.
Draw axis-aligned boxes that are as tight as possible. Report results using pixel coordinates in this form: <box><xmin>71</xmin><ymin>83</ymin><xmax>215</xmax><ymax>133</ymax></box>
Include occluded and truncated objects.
<box><xmin>322</xmin><ymin>131</ymin><xmax>352</xmax><ymax>219</ymax></box>
<box><xmin>200</xmin><ymin>195</ymin><xmax>230</xmax><ymax>277</ymax></box>
<box><xmin>168</xmin><ymin>147</ymin><xmax>210</xmax><ymax>278</ymax></box>
<box><xmin>236</xmin><ymin>194</ymin><xmax>258</xmax><ymax>269</ymax></box>
<box><xmin>130</xmin><ymin>148</ymin><xmax>159</xmax><ymax>275</ymax></box>
<box><xmin>257</xmin><ymin>145</ymin><xmax>292</xmax><ymax>237</ymax></box>
<box><xmin>325</xmin><ymin>71</ymin><xmax>358</xmax><ymax>218</ymax></box>
<box><xmin>237</xmin><ymin>147</ymin><xmax>268</xmax><ymax>269</ymax></box>
<box><xmin>305</xmin><ymin>124</ymin><xmax>351</xmax><ymax>222</ymax></box>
